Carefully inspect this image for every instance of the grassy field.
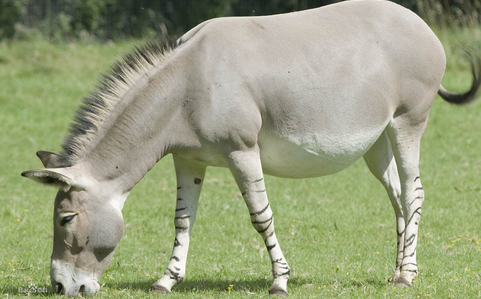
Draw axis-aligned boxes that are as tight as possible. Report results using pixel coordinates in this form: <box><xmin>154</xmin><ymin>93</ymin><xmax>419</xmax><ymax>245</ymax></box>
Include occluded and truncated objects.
<box><xmin>1</xmin><ymin>26</ymin><xmax>481</xmax><ymax>298</ymax></box>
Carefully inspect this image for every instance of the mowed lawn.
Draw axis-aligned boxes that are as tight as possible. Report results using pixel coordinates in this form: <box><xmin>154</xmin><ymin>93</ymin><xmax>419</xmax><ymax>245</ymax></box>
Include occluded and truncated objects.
<box><xmin>1</xmin><ymin>27</ymin><xmax>480</xmax><ymax>298</ymax></box>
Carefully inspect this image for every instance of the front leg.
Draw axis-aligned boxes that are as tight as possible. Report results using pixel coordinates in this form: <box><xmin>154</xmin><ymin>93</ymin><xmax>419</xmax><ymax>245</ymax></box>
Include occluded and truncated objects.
<box><xmin>151</xmin><ymin>155</ymin><xmax>206</xmax><ymax>293</ymax></box>
<box><xmin>228</xmin><ymin>149</ymin><xmax>290</xmax><ymax>297</ymax></box>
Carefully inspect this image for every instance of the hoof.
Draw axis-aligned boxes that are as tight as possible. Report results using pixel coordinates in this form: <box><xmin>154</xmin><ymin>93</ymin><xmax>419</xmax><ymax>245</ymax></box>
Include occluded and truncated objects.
<box><xmin>150</xmin><ymin>284</ymin><xmax>171</xmax><ymax>294</ymax></box>
<box><xmin>269</xmin><ymin>287</ymin><xmax>289</xmax><ymax>297</ymax></box>
<box><xmin>395</xmin><ymin>276</ymin><xmax>412</xmax><ymax>287</ymax></box>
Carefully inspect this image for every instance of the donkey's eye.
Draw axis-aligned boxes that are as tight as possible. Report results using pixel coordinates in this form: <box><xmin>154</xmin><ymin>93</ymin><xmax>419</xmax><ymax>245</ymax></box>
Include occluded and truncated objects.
<box><xmin>60</xmin><ymin>214</ymin><xmax>76</xmax><ymax>226</ymax></box>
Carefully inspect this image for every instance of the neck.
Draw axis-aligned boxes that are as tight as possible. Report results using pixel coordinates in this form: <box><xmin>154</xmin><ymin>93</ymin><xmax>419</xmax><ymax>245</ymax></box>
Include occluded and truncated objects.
<box><xmin>79</xmin><ymin>63</ymin><xmax>193</xmax><ymax>193</ymax></box>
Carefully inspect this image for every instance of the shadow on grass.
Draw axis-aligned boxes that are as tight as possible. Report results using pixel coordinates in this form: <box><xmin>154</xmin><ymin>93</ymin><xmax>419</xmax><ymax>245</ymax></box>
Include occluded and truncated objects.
<box><xmin>0</xmin><ymin>277</ymin><xmax>390</xmax><ymax>296</ymax></box>
<box><xmin>106</xmin><ymin>278</ymin><xmax>272</xmax><ymax>294</ymax></box>
<box><xmin>107</xmin><ymin>276</ymin><xmax>390</xmax><ymax>294</ymax></box>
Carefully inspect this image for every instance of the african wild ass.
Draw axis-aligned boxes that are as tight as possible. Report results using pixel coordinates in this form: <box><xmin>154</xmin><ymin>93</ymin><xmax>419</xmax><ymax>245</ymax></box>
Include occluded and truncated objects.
<box><xmin>22</xmin><ymin>0</ymin><xmax>480</xmax><ymax>296</ymax></box>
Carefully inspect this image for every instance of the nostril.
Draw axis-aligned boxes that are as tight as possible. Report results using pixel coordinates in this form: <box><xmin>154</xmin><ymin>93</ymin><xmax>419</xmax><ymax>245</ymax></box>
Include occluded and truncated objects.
<box><xmin>55</xmin><ymin>283</ymin><xmax>64</xmax><ymax>294</ymax></box>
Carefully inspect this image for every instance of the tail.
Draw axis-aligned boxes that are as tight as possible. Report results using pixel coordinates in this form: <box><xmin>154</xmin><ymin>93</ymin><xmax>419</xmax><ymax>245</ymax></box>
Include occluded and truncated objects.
<box><xmin>438</xmin><ymin>50</ymin><xmax>481</xmax><ymax>105</ymax></box>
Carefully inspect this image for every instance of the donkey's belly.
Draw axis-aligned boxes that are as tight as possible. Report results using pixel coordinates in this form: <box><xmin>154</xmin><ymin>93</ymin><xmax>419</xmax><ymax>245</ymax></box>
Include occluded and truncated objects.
<box><xmin>258</xmin><ymin>130</ymin><xmax>380</xmax><ymax>178</ymax></box>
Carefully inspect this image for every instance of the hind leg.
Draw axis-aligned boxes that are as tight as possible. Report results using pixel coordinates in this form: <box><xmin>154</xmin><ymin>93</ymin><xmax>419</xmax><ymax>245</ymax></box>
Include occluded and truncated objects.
<box><xmin>386</xmin><ymin>115</ymin><xmax>429</xmax><ymax>286</ymax></box>
<box><xmin>363</xmin><ymin>131</ymin><xmax>404</xmax><ymax>281</ymax></box>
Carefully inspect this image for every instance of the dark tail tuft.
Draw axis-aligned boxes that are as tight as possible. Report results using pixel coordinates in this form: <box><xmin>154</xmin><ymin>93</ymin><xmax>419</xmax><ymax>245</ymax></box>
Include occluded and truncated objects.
<box><xmin>438</xmin><ymin>49</ymin><xmax>481</xmax><ymax>105</ymax></box>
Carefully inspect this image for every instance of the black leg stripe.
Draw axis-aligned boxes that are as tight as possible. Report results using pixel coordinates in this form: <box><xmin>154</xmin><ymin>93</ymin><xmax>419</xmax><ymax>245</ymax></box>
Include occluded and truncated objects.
<box><xmin>397</xmin><ymin>229</ymin><xmax>405</xmax><ymax>237</ymax></box>
<box><xmin>404</xmin><ymin>234</ymin><xmax>416</xmax><ymax>248</ymax></box>
<box><xmin>272</xmin><ymin>258</ymin><xmax>287</xmax><ymax>265</ymax></box>
<box><xmin>401</xmin><ymin>262</ymin><xmax>417</xmax><ymax>268</ymax></box>
<box><xmin>250</xmin><ymin>203</ymin><xmax>270</xmax><ymax>216</ymax></box>
<box><xmin>267</xmin><ymin>243</ymin><xmax>277</xmax><ymax>251</ymax></box>
<box><xmin>174</xmin><ymin>238</ymin><xmax>181</xmax><ymax>247</ymax></box>
<box><xmin>252</xmin><ymin>216</ymin><xmax>273</xmax><ymax>225</ymax></box>
<box><xmin>255</xmin><ymin>218</ymin><xmax>273</xmax><ymax>233</ymax></box>
<box><xmin>409</xmin><ymin>196</ymin><xmax>423</xmax><ymax>206</ymax></box>
<box><xmin>165</xmin><ymin>268</ymin><xmax>180</xmax><ymax>280</ymax></box>
<box><xmin>263</xmin><ymin>231</ymin><xmax>275</xmax><ymax>242</ymax></box>
<box><xmin>273</xmin><ymin>270</ymin><xmax>290</xmax><ymax>278</ymax></box>
<box><xmin>406</xmin><ymin>207</ymin><xmax>422</xmax><ymax>227</ymax></box>
<box><xmin>405</xmin><ymin>249</ymin><xmax>416</xmax><ymax>258</ymax></box>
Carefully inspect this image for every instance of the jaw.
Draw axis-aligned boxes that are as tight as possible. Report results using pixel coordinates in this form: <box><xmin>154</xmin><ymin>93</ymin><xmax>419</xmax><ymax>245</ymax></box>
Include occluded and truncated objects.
<box><xmin>50</xmin><ymin>259</ymin><xmax>101</xmax><ymax>297</ymax></box>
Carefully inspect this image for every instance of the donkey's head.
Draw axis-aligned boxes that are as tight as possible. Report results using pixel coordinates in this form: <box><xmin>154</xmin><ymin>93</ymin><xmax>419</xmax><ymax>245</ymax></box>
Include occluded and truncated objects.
<box><xmin>22</xmin><ymin>151</ymin><xmax>127</xmax><ymax>297</ymax></box>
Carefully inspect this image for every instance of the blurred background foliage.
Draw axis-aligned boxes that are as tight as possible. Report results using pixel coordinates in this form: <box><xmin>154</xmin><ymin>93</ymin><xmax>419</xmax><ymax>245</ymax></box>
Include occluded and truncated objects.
<box><xmin>0</xmin><ymin>0</ymin><xmax>479</xmax><ymax>41</ymax></box>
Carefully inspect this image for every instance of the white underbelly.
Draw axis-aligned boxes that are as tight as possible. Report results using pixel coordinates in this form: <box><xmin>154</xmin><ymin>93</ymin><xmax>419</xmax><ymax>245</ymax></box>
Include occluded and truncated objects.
<box><xmin>258</xmin><ymin>129</ymin><xmax>382</xmax><ymax>178</ymax></box>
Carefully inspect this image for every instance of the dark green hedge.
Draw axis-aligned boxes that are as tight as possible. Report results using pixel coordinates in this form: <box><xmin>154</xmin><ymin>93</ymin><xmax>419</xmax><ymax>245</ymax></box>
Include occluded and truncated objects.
<box><xmin>1</xmin><ymin>0</ymin><xmax>479</xmax><ymax>41</ymax></box>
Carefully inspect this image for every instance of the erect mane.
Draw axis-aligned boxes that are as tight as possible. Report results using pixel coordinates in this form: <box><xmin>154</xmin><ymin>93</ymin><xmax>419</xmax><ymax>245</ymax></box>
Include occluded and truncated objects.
<box><xmin>59</xmin><ymin>41</ymin><xmax>178</xmax><ymax>166</ymax></box>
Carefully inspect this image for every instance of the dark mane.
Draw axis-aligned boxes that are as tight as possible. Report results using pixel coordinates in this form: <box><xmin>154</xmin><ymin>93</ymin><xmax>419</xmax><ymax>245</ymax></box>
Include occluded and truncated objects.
<box><xmin>59</xmin><ymin>41</ymin><xmax>179</xmax><ymax>166</ymax></box>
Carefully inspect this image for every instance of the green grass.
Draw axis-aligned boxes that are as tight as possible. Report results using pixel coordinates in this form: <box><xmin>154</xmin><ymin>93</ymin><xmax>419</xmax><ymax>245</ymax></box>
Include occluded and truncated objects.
<box><xmin>1</xmin><ymin>27</ymin><xmax>481</xmax><ymax>298</ymax></box>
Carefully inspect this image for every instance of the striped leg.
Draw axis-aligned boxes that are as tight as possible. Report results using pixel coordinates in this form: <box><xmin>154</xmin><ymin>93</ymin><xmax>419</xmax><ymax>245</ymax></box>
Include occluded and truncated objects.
<box><xmin>228</xmin><ymin>149</ymin><xmax>290</xmax><ymax>297</ymax></box>
<box><xmin>397</xmin><ymin>175</ymin><xmax>424</xmax><ymax>286</ymax></box>
<box><xmin>363</xmin><ymin>131</ymin><xmax>404</xmax><ymax>281</ymax></box>
<box><xmin>151</xmin><ymin>155</ymin><xmax>206</xmax><ymax>293</ymax></box>
<box><xmin>387</xmin><ymin>116</ymin><xmax>427</xmax><ymax>286</ymax></box>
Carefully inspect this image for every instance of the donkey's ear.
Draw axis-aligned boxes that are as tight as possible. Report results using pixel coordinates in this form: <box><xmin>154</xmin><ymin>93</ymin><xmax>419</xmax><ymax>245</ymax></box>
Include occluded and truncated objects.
<box><xmin>36</xmin><ymin>151</ymin><xmax>63</xmax><ymax>168</ymax></box>
<box><xmin>21</xmin><ymin>168</ymin><xmax>88</xmax><ymax>191</ymax></box>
